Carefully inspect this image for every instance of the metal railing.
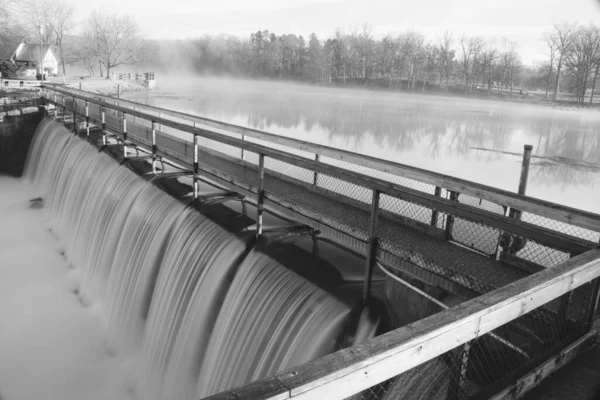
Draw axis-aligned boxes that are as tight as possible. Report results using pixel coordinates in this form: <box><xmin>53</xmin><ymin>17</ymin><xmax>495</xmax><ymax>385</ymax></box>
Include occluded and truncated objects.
<box><xmin>39</xmin><ymin>85</ymin><xmax>600</xmax><ymax>399</ymax></box>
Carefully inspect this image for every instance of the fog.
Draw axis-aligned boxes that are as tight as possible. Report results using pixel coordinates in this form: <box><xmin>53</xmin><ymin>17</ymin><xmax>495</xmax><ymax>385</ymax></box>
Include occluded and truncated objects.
<box><xmin>0</xmin><ymin>177</ymin><xmax>138</xmax><ymax>400</ymax></box>
<box><xmin>124</xmin><ymin>75</ymin><xmax>600</xmax><ymax>214</ymax></box>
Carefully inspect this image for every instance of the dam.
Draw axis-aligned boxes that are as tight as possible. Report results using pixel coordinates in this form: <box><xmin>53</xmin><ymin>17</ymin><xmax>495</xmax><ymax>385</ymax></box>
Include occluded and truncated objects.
<box><xmin>1</xmin><ymin>85</ymin><xmax>600</xmax><ymax>400</ymax></box>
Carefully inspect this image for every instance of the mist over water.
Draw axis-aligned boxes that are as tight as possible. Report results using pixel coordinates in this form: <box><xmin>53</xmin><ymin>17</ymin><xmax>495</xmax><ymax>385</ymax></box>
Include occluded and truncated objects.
<box><xmin>126</xmin><ymin>75</ymin><xmax>600</xmax><ymax>213</ymax></box>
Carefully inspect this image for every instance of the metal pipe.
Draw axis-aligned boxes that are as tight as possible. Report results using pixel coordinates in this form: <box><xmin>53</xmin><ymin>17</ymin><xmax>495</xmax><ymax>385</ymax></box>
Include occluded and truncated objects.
<box><xmin>53</xmin><ymin>92</ymin><xmax>57</xmax><ymax>119</ymax></box>
<box><xmin>256</xmin><ymin>153</ymin><xmax>265</xmax><ymax>240</ymax></box>
<box><xmin>151</xmin><ymin>120</ymin><xmax>157</xmax><ymax>175</ymax></box>
<box><xmin>362</xmin><ymin>189</ymin><xmax>380</xmax><ymax>304</ymax></box>
<box><xmin>445</xmin><ymin>190</ymin><xmax>459</xmax><ymax>240</ymax></box>
<box><xmin>85</xmin><ymin>100</ymin><xmax>89</xmax><ymax>136</ymax></box>
<box><xmin>122</xmin><ymin>112</ymin><xmax>128</xmax><ymax>158</ymax></box>
<box><xmin>313</xmin><ymin>154</ymin><xmax>320</xmax><ymax>185</ymax></box>
<box><xmin>101</xmin><ymin>106</ymin><xmax>107</xmax><ymax>145</ymax></box>
<box><xmin>241</xmin><ymin>134</ymin><xmax>245</xmax><ymax>161</ymax></box>
<box><xmin>376</xmin><ymin>262</ymin><xmax>531</xmax><ymax>360</ymax></box>
<box><xmin>72</xmin><ymin>96</ymin><xmax>77</xmax><ymax>135</ymax></box>
<box><xmin>431</xmin><ymin>186</ymin><xmax>442</xmax><ymax>226</ymax></box>
<box><xmin>193</xmin><ymin>134</ymin><xmax>199</xmax><ymax>203</ymax></box>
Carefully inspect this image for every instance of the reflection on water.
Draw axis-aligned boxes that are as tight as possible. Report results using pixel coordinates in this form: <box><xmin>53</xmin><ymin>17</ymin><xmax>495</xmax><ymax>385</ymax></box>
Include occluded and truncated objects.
<box><xmin>124</xmin><ymin>76</ymin><xmax>600</xmax><ymax>213</ymax></box>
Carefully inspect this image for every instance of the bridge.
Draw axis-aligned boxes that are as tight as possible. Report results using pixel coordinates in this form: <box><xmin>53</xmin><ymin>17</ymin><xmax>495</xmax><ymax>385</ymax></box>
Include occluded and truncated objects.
<box><xmin>33</xmin><ymin>85</ymin><xmax>600</xmax><ymax>399</ymax></box>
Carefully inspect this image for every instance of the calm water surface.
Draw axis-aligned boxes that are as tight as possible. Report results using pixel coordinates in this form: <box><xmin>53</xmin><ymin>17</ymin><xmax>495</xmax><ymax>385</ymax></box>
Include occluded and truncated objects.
<box><xmin>125</xmin><ymin>76</ymin><xmax>600</xmax><ymax>214</ymax></box>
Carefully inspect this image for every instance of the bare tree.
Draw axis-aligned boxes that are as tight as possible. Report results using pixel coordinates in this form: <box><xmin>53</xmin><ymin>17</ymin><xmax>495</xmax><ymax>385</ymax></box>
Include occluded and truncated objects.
<box><xmin>543</xmin><ymin>32</ymin><xmax>559</xmax><ymax>98</ymax></box>
<box><xmin>48</xmin><ymin>1</ymin><xmax>74</xmax><ymax>77</ymax></box>
<box><xmin>552</xmin><ymin>22</ymin><xmax>576</xmax><ymax>101</ymax></box>
<box><xmin>435</xmin><ymin>30</ymin><xmax>454</xmax><ymax>88</ymax></box>
<box><xmin>459</xmin><ymin>34</ymin><xmax>483</xmax><ymax>94</ymax></box>
<box><xmin>88</xmin><ymin>10</ymin><xmax>147</xmax><ymax>79</ymax></box>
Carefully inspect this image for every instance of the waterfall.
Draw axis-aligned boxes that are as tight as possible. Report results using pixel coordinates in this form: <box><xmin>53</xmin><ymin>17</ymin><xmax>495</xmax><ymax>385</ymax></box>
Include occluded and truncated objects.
<box><xmin>140</xmin><ymin>208</ymin><xmax>247</xmax><ymax>400</ymax></box>
<box><xmin>23</xmin><ymin>119</ymin><xmax>369</xmax><ymax>400</ymax></box>
<box><xmin>195</xmin><ymin>250</ymin><xmax>350</xmax><ymax>398</ymax></box>
<box><xmin>103</xmin><ymin>184</ymin><xmax>186</xmax><ymax>353</ymax></box>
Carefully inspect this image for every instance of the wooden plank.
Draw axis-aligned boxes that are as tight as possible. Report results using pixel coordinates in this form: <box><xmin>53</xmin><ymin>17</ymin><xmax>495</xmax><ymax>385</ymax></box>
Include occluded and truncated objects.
<box><xmin>204</xmin><ymin>377</ymin><xmax>290</xmax><ymax>400</ymax></box>
<box><xmin>215</xmin><ymin>249</ymin><xmax>600</xmax><ymax>400</ymax></box>
<box><xmin>43</xmin><ymin>85</ymin><xmax>600</xmax><ymax>233</ymax></box>
<box><xmin>488</xmin><ymin>330</ymin><xmax>597</xmax><ymax>400</ymax></box>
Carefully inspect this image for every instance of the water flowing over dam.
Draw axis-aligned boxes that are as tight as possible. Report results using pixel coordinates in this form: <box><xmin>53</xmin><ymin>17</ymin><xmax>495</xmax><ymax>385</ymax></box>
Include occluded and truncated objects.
<box><xmin>22</xmin><ymin>119</ymin><xmax>366</xmax><ymax>399</ymax></box>
<box><xmin>4</xmin><ymin>87</ymin><xmax>600</xmax><ymax>400</ymax></box>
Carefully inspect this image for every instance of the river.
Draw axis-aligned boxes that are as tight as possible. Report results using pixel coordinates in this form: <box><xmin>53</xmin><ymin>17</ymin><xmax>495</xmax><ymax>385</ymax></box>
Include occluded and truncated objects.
<box><xmin>124</xmin><ymin>76</ymin><xmax>600</xmax><ymax>214</ymax></box>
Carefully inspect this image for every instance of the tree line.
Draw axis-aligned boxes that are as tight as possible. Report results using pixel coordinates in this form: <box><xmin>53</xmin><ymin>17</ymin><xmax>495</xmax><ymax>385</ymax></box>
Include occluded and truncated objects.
<box><xmin>153</xmin><ymin>25</ymin><xmax>524</xmax><ymax>96</ymax></box>
<box><xmin>1</xmin><ymin>0</ymin><xmax>600</xmax><ymax>103</ymax></box>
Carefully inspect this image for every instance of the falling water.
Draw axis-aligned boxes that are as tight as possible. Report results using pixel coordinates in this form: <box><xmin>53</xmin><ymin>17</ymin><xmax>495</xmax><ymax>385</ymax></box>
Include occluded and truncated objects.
<box><xmin>22</xmin><ymin>119</ymin><xmax>373</xmax><ymax>400</ymax></box>
<box><xmin>141</xmin><ymin>208</ymin><xmax>247</xmax><ymax>400</ymax></box>
<box><xmin>103</xmin><ymin>184</ymin><xmax>186</xmax><ymax>353</ymax></box>
<box><xmin>196</xmin><ymin>250</ymin><xmax>350</xmax><ymax>398</ymax></box>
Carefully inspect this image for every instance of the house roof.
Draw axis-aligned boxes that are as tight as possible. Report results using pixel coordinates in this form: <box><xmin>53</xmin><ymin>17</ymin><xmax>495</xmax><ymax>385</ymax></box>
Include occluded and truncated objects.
<box><xmin>0</xmin><ymin>36</ymin><xmax>17</xmax><ymax>60</ymax></box>
<box><xmin>15</xmin><ymin>44</ymin><xmax>52</xmax><ymax>62</ymax></box>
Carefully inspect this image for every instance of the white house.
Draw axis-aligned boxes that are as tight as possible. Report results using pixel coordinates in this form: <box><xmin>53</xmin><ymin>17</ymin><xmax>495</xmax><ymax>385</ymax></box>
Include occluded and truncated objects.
<box><xmin>12</xmin><ymin>43</ymin><xmax>59</xmax><ymax>76</ymax></box>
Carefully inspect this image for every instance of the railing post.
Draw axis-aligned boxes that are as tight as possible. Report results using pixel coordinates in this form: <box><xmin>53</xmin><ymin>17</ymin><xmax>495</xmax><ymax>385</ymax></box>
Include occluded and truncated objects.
<box><xmin>53</xmin><ymin>92</ymin><xmax>57</xmax><ymax>119</ymax></box>
<box><xmin>431</xmin><ymin>186</ymin><xmax>442</xmax><ymax>226</ymax></box>
<box><xmin>101</xmin><ymin>106</ymin><xmax>107</xmax><ymax>145</ymax></box>
<box><xmin>122</xmin><ymin>112</ymin><xmax>128</xmax><ymax>158</ymax></box>
<box><xmin>117</xmin><ymin>84</ymin><xmax>121</xmax><ymax>99</ymax></box>
<box><xmin>151</xmin><ymin>120</ymin><xmax>157</xmax><ymax>175</ymax></box>
<box><xmin>241</xmin><ymin>134</ymin><xmax>245</xmax><ymax>161</ymax></box>
<box><xmin>445</xmin><ymin>191</ymin><xmax>459</xmax><ymax>240</ymax></box>
<box><xmin>313</xmin><ymin>154</ymin><xmax>320</xmax><ymax>185</ymax></box>
<box><xmin>362</xmin><ymin>189</ymin><xmax>380</xmax><ymax>304</ymax></box>
<box><xmin>256</xmin><ymin>153</ymin><xmax>266</xmax><ymax>241</ymax></box>
<box><xmin>62</xmin><ymin>96</ymin><xmax>66</xmax><ymax>123</ymax></box>
<box><xmin>509</xmin><ymin>144</ymin><xmax>533</xmax><ymax>220</ymax></box>
<box><xmin>586</xmin><ymin>278</ymin><xmax>600</xmax><ymax>330</ymax></box>
<box><xmin>193</xmin><ymin>134</ymin><xmax>199</xmax><ymax>204</ymax></box>
<box><xmin>72</xmin><ymin>96</ymin><xmax>77</xmax><ymax>135</ymax></box>
<box><xmin>85</xmin><ymin>100</ymin><xmax>90</xmax><ymax>136</ymax></box>
<box><xmin>448</xmin><ymin>341</ymin><xmax>472</xmax><ymax>400</ymax></box>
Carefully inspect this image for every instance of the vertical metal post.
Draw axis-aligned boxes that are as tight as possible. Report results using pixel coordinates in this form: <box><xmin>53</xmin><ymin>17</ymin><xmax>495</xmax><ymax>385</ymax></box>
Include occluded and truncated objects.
<box><xmin>509</xmin><ymin>144</ymin><xmax>533</xmax><ymax>220</ymax></box>
<box><xmin>62</xmin><ymin>96</ymin><xmax>66</xmax><ymax>123</ymax></box>
<box><xmin>255</xmin><ymin>153</ymin><xmax>266</xmax><ymax>240</ymax></box>
<box><xmin>53</xmin><ymin>92</ymin><xmax>57</xmax><ymax>119</ymax></box>
<box><xmin>101</xmin><ymin>106</ymin><xmax>107</xmax><ymax>145</ymax></box>
<box><xmin>117</xmin><ymin>84</ymin><xmax>121</xmax><ymax>99</ymax></box>
<box><xmin>193</xmin><ymin>134</ymin><xmax>199</xmax><ymax>203</ymax></box>
<box><xmin>72</xmin><ymin>96</ymin><xmax>77</xmax><ymax>135</ymax></box>
<box><xmin>79</xmin><ymin>82</ymin><xmax>82</xmax><ymax>90</ymax></box>
<box><xmin>431</xmin><ymin>186</ymin><xmax>442</xmax><ymax>226</ymax></box>
<box><xmin>313</xmin><ymin>154</ymin><xmax>320</xmax><ymax>185</ymax></box>
<box><xmin>445</xmin><ymin>191</ymin><xmax>459</xmax><ymax>240</ymax></box>
<box><xmin>448</xmin><ymin>341</ymin><xmax>472</xmax><ymax>400</ymax></box>
<box><xmin>586</xmin><ymin>278</ymin><xmax>600</xmax><ymax>330</ymax></box>
<box><xmin>151</xmin><ymin>121</ymin><xmax>157</xmax><ymax>175</ymax></box>
<box><xmin>85</xmin><ymin>101</ymin><xmax>89</xmax><ymax>136</ymax></box>
<box><xmin>241</xmin><ymin>134</ymin><xmax>245</xmax><ymax>161</ymax></box>
<box><xmin>362</xmin><ymin>189</ymin><xmax>381</xmax><ymax>304</ymax></box>
<box><xmin>122</xmin><ymin>112</ymin><xmax>128</xmax><ymax>158</ymax></box>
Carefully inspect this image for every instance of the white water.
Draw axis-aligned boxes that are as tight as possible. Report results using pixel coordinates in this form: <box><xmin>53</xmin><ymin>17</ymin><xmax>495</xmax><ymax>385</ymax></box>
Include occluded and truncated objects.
<box><xmin>1</xmin><ymin>119</ymin><xmax>367</xmax><ymax>399</ymax></box>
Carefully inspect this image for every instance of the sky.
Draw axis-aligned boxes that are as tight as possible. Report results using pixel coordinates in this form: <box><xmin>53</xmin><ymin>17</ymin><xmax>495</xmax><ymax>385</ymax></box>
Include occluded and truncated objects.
<box><xmin>65</xmin><ymin>0</ymin><xmax>600</xmax><ymax>64</ymax></box>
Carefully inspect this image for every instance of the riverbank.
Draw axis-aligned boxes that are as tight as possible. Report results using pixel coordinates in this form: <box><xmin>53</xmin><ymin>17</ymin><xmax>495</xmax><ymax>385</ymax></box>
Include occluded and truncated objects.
<box><xmin>47</xmin><ymin>76</ymin><xmax>150</xmax><ymax>97</ymax></box>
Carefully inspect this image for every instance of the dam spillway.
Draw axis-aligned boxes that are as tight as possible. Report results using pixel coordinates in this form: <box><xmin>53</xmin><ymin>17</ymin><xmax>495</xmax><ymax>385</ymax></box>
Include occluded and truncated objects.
<box><xmin>2</xmin><ymin>88</ymin><xmax>600</xmax><ymax>400</ymax></box>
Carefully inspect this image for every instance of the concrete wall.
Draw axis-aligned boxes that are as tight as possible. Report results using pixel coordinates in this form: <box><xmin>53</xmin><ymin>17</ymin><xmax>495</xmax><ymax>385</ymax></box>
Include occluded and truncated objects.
<box><xmin>0</xmin><ymin>108</ymin><xmax>43</xmax><ymax>176</ymax></box>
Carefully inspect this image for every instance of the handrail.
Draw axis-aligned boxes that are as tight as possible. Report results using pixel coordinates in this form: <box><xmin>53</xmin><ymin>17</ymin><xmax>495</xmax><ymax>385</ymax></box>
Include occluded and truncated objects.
<box><xmin>206</xmin><ymin>248</ymin><xmax>600</xmax><ymax>399</ymax></box>
<box><xmin>41</xmin><ymin>84</ymin><xmax>600</xmax><ymax>234</ymax></box>
<box><xmin>41</xmin><ymin>85</ymin><xmax>597</xmax><ymax>254</ymax></box>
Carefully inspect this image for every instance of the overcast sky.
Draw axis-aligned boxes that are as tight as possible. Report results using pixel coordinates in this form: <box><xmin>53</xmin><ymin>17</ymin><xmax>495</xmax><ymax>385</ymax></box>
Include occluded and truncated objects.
<box><xmin>66</xmin><ymin>0</ymin><xmax>600</xmax><ymax>64</ymax></box>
